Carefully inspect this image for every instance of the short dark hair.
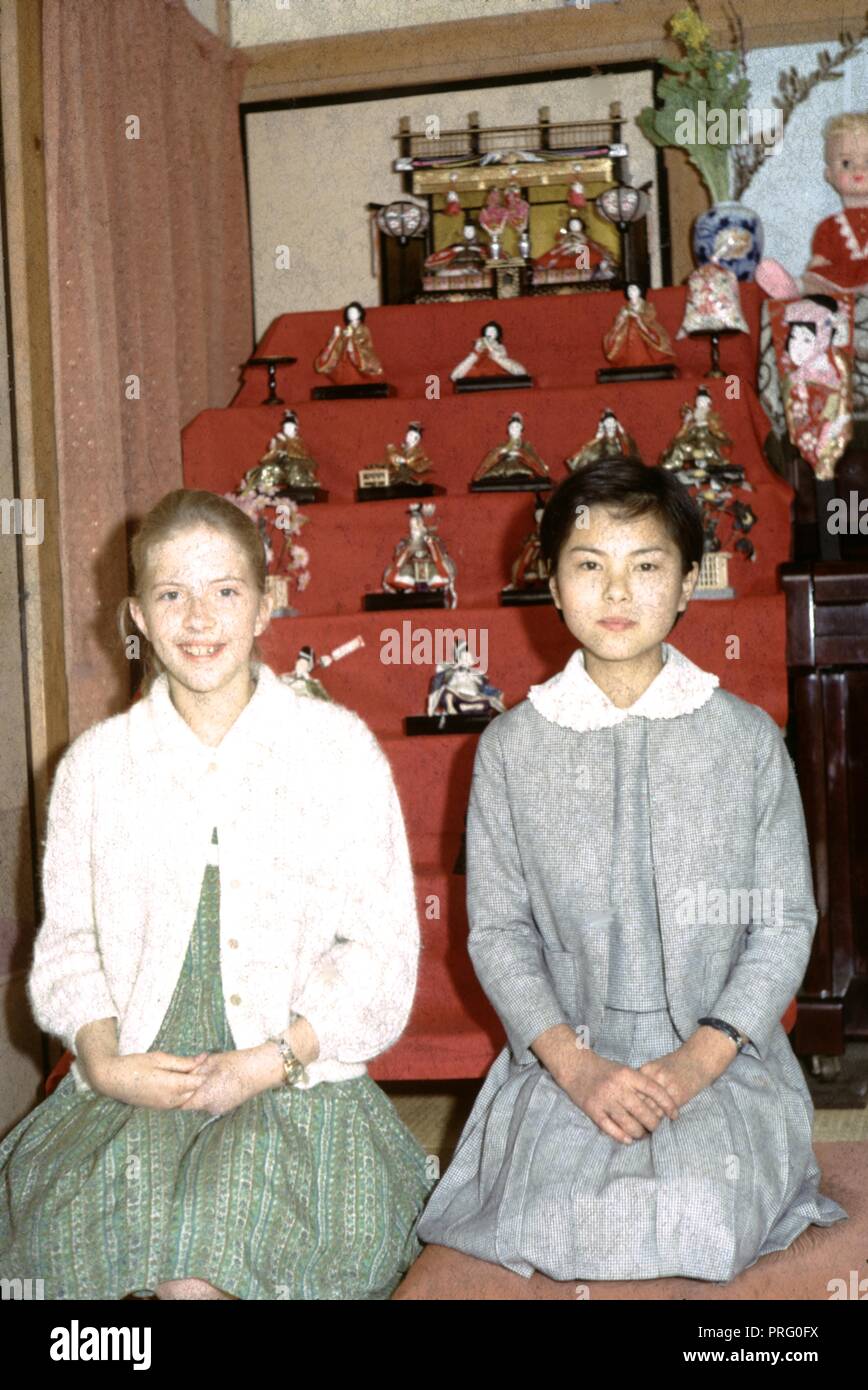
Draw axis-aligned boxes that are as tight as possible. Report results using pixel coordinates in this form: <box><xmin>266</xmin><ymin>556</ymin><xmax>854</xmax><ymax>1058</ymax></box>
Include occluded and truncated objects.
<box><xmin>539</xmin><ymin>457</ymin><xmax>704</xmax><ymax>627</ymax></box>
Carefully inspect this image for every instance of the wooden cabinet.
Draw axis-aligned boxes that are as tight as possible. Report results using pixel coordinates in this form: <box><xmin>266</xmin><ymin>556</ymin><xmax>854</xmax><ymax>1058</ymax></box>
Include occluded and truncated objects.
<box><xmin>780</xmin><ymin>562</ymin><xmax>868</xmax><ymax>1063</ymax></box>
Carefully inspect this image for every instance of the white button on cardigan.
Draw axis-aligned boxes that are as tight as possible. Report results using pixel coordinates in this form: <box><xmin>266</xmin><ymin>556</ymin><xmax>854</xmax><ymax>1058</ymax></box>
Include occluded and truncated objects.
<box><xmin>27</xmin><ymin>663</ymin><xmax>420</xmax><ymax>1096</ymax></box>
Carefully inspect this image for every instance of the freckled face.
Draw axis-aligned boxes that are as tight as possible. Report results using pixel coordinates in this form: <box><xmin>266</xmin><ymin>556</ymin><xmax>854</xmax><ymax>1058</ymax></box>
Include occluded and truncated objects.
<box><xmin>549</xmin><ymin>506</ymin><xmax>697</xmax><ymax>660</ymax></box>
<box><xmin>129</xmin><ymin>524</ymin><xmax>271</xmax><ymax>699</ymax></box>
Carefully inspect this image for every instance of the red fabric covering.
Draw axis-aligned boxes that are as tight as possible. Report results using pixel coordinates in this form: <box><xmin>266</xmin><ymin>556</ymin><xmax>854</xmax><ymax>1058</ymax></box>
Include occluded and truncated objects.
<box><xmin>178</xmin><ymin>284</ymin><xmax>795</xmax><ymax>1082</ymax></box>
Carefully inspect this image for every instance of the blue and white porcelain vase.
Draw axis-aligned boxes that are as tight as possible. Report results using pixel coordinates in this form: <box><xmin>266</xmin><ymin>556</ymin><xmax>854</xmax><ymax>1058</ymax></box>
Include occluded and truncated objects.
<box><xmin>692</xmin><ymin>200</ymin><xmax>764</xmax><ymax>282</ymax></box>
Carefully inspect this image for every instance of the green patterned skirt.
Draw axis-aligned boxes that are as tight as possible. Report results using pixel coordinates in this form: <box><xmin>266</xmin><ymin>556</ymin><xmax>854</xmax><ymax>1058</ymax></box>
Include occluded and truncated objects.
<box><xmin>0</xmin><ymin>831</ymin><xmax>434</xmax><ymax>1299</ymax></box>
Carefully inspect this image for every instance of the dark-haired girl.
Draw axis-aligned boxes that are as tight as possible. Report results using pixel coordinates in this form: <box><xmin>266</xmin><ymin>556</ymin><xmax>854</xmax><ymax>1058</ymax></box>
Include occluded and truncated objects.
<box><xmin>417</xmin><ymin>458</ymin><xmax>847</xmax><ymax>1281</ymax></box>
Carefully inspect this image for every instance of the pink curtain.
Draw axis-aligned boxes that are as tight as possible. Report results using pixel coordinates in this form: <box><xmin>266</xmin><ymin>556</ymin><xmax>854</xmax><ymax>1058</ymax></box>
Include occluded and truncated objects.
<box><xmin>43</xmin><ymin>0</ymin><xmax>253</xmax><ymax>737</ymax></box>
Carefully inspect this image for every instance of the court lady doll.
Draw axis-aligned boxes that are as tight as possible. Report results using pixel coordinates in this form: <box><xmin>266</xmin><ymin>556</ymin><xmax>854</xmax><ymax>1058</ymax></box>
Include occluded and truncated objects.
<box><xmin>0</xmin><ymin>489</ymin><xmax>432</xmax><ymax>1300</ymax></box>
<box><xmin>416</xmin><ymin>459</ymin><xmax>846</xmax><ymax>1282</ymax></box>
<box><xmin>314</xmin><ymin>300</ymin><xmax>384</xmax><ymax>386</ymax></box>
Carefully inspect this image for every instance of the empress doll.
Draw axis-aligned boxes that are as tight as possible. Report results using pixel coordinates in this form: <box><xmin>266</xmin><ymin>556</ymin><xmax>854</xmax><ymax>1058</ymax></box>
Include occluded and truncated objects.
<box><xmin>533</xmin><ymin>215</ymin><xmax>614</xmax><ymax>279</ymax></box>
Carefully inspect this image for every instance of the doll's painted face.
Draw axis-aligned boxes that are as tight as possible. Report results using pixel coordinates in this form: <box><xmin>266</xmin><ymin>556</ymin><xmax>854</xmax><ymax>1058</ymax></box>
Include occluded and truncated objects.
<box><xmin>626</xmin><ymin>283</ymin><xmax>642</xmax><ymax>306</ymax></box>
<box><xmin>507</xmin><ymin>418</ymin><xmax>523</xmax><ymax>441</ymax></box>
<box><xmin>283</xmin><ymin>417</ymin><xmax>298</xmax><ymax>437</ymax></box>
<box><xmin>346</xmin><ymin>304</ymin><xmax>362</xmax><ymax>325</ymax></box>
<box><xmin>825</xmin><ymin>128</ymin><xmax>868</xmax><ymax>204</ymax></box>
<box><xmin>786</xmin><ymin>323</ymin><xmax>818</xmax><ymax>367</ymax></box>
<box><xmin>484</xmin><ymin>324</ymin><xmax>500</xmax><ymax>342</ymax></box>
<box><xmin>130</xmin><ymin>524</ymin><xmax>271</xmax><ymax>705</ymax></box>
<box><xmin>406</xmin><ymin>428</ymin><xmax>422</xmax><ymax>447</ymax></box>
<box><xmin>549</xmin><ymin>506</ymin><xmax>697</xmax><ymax>665</ymax></box>
<box><xmin>602</xmin><ymin>414</ymin><xmax>618</xmax><ymax>439</ymax></box>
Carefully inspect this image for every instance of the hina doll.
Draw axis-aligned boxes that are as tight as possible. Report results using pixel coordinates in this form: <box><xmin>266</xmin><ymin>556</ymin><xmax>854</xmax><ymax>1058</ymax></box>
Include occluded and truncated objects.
<box><xmin>382</xmin><ymin>502</ymin><xmax>457</xmax><ymax>608</ymax></box>
<box><xmin>479</xmin><ymin>187</ymin><xmax>509</xmax><ymax>257</ymax></box>
<box><xmin>472</xmin><ymin>411</ymin><xmax>551</xmax><ymax>487</ymax></box>
<box><xmin>241</xmin><ymin>411</ymin><xmax>319</xmax><ymax>495</ymax></box>
<box><xmin>660</xmin><ymin>388</ymin><xmax>736</xmax><ymax>478</ymax></box>
<box><xmin>423</xmin><ymin>222</ymin><xmax>488</xmax><ymax>280</ymax></box>
<box><xmin>313</xmin><ymin>301</ymin><xmax>384</xmax><ymax>386</ymax></box>
<box><xmin>566</xmin><ymin>410</ymin><xmax>640</xmax><ymax>472</ymax></box>
<box><xmin>280</xmin><ymin>646</ymin><xmax>331</xmax><ymax>702</ymax></box>
<box><xmin>602</xmin><ymin>283</ymin><xmax>676</xmax><ymax>369</ymax></box>
<box><xmin>532</xmin><ymin>215</ymin><xmax>615</xmax><ymax>280</ymax></box>
<box><xmin>450</xmin><ymin>321</ymin><xmax>529</xmax><ymax>382</ymax></box>
<box><xmin>426</xmin><ymin>640</ymin><xmax>506</xmax><ymax>719</ymax></box>
<box><xmin>503</xmin><ymin>494</ymin><xmax>549</xmax><ymax>594</ymax></box>
<box><xmin>374</xmin><ymin>422</ymin><xmax>435</xmax><ymax>487</ymax></box>
<box><xmin>779</xmin><ymin>295</ymin><xmax>852</xmax><ymax>479</ymax></box>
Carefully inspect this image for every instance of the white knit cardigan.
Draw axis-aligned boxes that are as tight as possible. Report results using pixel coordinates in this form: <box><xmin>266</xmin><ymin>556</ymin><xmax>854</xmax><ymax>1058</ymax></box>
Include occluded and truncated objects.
<box><xmin>27</xmin><ymin>663</ymin><xmax>420</xmax><ymax>1096</ymax></box>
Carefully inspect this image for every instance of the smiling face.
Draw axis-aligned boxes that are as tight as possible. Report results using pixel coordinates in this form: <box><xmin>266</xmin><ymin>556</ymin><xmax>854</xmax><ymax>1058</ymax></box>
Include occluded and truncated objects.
<box><xmin>129</xmin><ymin>524</ymin><xmax>271</xmax><ymax>705</ymax></box>
<box><xmin>549</xmin><ymin>505</ymin><xmax>697</xmax><ymax>663</ymax></box>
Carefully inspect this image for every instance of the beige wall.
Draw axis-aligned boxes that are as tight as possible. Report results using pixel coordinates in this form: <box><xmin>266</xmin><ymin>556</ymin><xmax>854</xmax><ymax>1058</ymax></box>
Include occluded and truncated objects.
<box><xmin>246</xmin><ymin>67</ymin><xmax>658</xmax><ymax>336</ymax></box>
<box><xmin>230</xmin><ymin>0</ymin><xmax>579</xmax><ymax>46</ymax></box>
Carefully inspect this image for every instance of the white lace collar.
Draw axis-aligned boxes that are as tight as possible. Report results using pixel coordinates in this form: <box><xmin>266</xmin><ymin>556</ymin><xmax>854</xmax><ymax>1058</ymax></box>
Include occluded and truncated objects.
<box><xmin>528</xmin><ymin>642</ymin><xmax>719</xmax><ymax>732</ymax></box>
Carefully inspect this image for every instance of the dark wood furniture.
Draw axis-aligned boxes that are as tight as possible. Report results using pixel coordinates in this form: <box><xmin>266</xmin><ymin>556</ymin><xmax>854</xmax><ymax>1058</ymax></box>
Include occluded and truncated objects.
<box><xmin>780</xmin><ymin>561</ymin><xmax>868</xmax><ymax>1075</ymax></box>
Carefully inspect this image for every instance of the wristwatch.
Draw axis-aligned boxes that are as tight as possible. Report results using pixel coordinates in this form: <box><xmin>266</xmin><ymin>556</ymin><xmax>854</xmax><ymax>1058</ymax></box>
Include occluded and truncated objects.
<box><xmin>697</xmin><ymin>1016</ymin><xmax>751</xmax><ymax>1052</ymax></box>
<box><xmin>268</xmin><ymin>1031</ymin><xmax>309</xmax><ymax>1089</ymax></box>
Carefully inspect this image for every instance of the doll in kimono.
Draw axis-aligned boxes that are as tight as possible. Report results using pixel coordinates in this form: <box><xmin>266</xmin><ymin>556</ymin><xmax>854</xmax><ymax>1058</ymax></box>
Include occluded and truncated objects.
<box><xmin>382</xmin><ymin>502</ymin><xmax>457</xmax><ymax>608</ymax></box>
<box><xmin>0</xmin><ymin>488</ymin><xmax>432</xmax><ymax>1300</ymax></box>
<box><xmin>660</xmin><ymin>388</ymin><xmax>736</xmax><ymax>479</ymax></box>
<box><xmin>243</xmin><ymin>411</ymin><xmax>319</xmax><ymax>494</ymax></box>
<box><xmin>424</xmin><ymin>222</ymin><xmax>488</xmax><ymax>280</ymax></box>
<box><xmin>533</xmin><ymin>215</ymin><xmax>615</xmax><ymax>280</ymax></box>
<box><xmin>416</xmin><ymin>456</ymin><xmax>847</xmax><ymax>1283</ymax></box>
<box><xmin>280</xmin><ymin>646</ymin><xmax>331</xmax><ymax>701</ymax></box>
<box><xmin>313</xmin><ymin>301</ymin><xmax>384</xmax><ymax>386</ymax></box>
<box><xmin>778</xmin><ymin>295</ymin><xmax>853</xmax><ymax>480</ymax></box>
<box><xmin>374</xmin><ymin>421</ymin><xmax>435</xmax><ymax>487</ymax></box>
<box><xmin>602</xmin><ymin>282</ymin><xmax>676</xmax><ymax>369</ymax></box>
<box><xmin>426</xmin><ymin>640</ymin><xmax>506</xmax><ymax>719</ymax></box>
<box><xmin>472</xmin><ymin>411</ymin><xmax>550</xmax><ymax>485</ymax></box>
<box><xmin>450</xmin><ymin>321</ymin><xmax>529</xmax><ymax>382</ymax></box>
<box><xmin>566</xmin><ymin>409</ymin><xmax>641</xmax><ymax>472</ymax></box>
<box><xmin>503</xmin><ymin>493</ymin><xmax>549</xmax><ymax>593</ymax></box>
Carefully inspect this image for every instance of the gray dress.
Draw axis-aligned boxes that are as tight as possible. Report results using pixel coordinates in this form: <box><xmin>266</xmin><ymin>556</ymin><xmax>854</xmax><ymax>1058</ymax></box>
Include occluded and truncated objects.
<box><xmin>416</xmin><ymin>717</ymin><xmax>847</xmax><ymax>1283</ymax></box>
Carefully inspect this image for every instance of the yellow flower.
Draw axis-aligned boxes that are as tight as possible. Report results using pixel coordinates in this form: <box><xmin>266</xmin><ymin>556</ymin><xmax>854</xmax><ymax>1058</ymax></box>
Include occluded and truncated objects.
<box><xmin>670</xmin><ymin>7</ymin><xmax>711</xmax><ymax>54</ymax></box>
